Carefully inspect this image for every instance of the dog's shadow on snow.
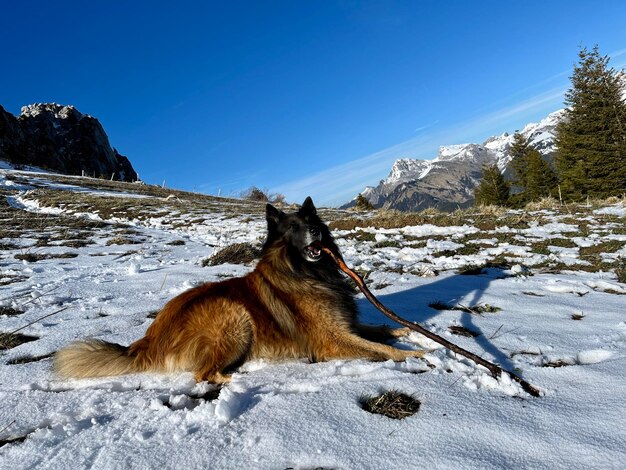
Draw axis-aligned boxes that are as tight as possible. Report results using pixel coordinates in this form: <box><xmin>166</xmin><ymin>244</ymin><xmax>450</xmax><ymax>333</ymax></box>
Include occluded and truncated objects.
<box><xmin>357</xmin><ymin>269</ymin><xmax>517</xmax><ymax>374</ymax></box>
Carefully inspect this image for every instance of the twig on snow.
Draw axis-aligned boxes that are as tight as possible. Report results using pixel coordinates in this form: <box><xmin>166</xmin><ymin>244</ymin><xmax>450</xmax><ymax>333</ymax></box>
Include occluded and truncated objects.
<box><xmin>320</xmin><ymin>245</ymin><xmax>542</xmax><ymax>397</ymax></box>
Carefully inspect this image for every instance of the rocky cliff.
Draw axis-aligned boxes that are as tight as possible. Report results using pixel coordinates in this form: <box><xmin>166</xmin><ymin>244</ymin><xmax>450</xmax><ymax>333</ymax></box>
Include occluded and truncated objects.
<box><xmin>0</xmin><ymin>103</ymin><xmax>137</xmax><ymax>181</ymax></box>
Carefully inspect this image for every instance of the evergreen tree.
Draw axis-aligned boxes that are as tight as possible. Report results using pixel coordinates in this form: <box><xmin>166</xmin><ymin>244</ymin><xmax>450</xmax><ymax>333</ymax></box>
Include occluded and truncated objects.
<box><xmin>555</xmin><ymin>46</ymin><xmax>626</xmax><ymax>199</ymax></box>
<box><xmin>355</xmin><ymin>193</ymin><xmax>374</xmax><ymax>211</ymax></box>
<box><xmin>474</xmin><ymin>164</ymin><xmax>510</xmax><ymax>206</ymax></box>
<box><xmin>510</xmin><ymin>132</ymin><xmax>557</xmax><ymax>204</ymax></box>
<box><xmin>510</xmin><ymin>132</ymin><xmax>531</xmax><ymax>187</ymax></box>
<box><xmin>525</xmin><ymin>149</ymin><xmax>558</xmax><ymax>200</ymax></box>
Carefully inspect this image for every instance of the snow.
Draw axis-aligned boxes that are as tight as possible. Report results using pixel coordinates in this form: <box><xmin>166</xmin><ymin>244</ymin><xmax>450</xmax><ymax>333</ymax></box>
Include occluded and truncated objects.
<box><xmin>594</xmin><ymin>205</ymin><xmax>626</xmax><ymax>217</ymax></box>
<box><xmin>1</xmin><ymin>168</ymin><xmax>625</xmax><ymax>468</ymax></box>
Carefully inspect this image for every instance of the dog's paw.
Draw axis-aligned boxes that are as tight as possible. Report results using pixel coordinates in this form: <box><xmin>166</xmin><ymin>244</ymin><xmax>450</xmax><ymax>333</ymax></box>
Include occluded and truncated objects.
<box><xmin>390</xmin><ymin>327</ymin><xmax>413</xmax><ymax>338</ymax></box>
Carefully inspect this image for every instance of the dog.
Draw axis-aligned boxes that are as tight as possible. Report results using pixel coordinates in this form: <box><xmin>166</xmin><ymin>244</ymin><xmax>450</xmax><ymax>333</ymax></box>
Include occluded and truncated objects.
<box><xmin>54</xmin><ymin>197</ymin><xmax>425</xmax><ymax>383</ymax></box>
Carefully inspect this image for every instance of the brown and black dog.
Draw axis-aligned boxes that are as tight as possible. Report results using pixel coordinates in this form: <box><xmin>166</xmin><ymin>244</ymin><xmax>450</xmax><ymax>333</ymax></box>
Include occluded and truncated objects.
<box><xmin>54</xmin><ymin>197</ymin><xmax>425</xmax><ymax>383</ymax></box>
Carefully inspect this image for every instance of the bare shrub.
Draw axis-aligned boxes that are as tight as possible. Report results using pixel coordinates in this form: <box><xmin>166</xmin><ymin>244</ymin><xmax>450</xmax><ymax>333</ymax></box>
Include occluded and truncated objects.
<box><xmin>242</xmin><ymin>186</ymin><xmax>270</xmax><ymax>202</ymax></box>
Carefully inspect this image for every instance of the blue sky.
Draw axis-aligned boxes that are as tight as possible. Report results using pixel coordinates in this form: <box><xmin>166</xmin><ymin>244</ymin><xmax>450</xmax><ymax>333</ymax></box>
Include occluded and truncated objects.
<box><xmin>2</xmin><ymin>1</ymin><xmax>626</xmax><ymax>206</ymax></box>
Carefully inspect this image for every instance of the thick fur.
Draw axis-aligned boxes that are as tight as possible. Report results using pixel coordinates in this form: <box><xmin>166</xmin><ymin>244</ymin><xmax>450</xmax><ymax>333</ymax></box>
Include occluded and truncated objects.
<box><xmin>54</xmin><ymin>197</ymin><xmax>425</xmax><ymax>383</ymax></box>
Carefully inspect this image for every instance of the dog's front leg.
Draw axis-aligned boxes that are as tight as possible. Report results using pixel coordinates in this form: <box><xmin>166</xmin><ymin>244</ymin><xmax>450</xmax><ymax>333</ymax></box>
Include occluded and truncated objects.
<box><xmin>315</xmin><ymin>333</ymin><xmax>425</xmax><ymax>362</ymax></box>
<box><xmin>354</xmin><ymin>324</ymin><xmax>411</xmax><ymax>342</ymax></box>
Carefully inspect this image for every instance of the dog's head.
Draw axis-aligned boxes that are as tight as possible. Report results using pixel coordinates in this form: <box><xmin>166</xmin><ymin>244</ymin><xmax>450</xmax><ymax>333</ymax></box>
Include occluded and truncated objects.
<box><xmin>264</xmin><ymin>196</ymin><xmax>334</xmax><ymax>263</ymax></box>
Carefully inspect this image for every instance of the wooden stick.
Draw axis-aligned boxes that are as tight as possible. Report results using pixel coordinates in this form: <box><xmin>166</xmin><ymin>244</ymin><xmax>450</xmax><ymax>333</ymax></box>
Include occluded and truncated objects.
<box><xmin>321</xmin><ymin>246</ymin><xmax>542</xmax><ymax>397</ymax></box>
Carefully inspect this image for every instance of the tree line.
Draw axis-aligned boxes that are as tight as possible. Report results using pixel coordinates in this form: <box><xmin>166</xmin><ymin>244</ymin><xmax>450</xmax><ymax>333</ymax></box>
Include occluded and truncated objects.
<box><xmin>475</xmin><ymin>45</ymin><xmax>626</xmax><ymax>207</ymax></box>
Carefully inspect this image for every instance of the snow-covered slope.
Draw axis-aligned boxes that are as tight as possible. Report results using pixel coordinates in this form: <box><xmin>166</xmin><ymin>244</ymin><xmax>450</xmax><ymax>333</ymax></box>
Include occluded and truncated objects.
<box><xmin>1</xmin><ymin>167</ymin><xmax>625</xmax><ymax>468</ymax></box>
<box><xmin>348</xmin><ymin>109</ymin><xmax>565</xmax><ymax>211</ymax></box>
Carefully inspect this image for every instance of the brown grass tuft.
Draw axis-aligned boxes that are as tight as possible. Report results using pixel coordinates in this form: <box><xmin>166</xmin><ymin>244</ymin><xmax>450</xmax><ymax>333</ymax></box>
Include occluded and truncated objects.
<box><xmin>14</xmin><ymin>252</ymin><xmax>78</xmax><ymax>262</ymax></box>
<box><xmin>615</xmin><ymin>259</ymin><xmax>626</xmax><ymax>284</ymax></box>
<box><xmin>524</xmin><ymin>197</ymin><xmax>561</xmax><ymax>211</ymax></box>
<box><xmin>0</xmin><ymin>307</ymin><xmax>24</xmax><ymax>317</ymax></box>
<box><xmin>0</xmin><ymin>332</ymin><xmax>39</xmax><ymax>350</ymax></box>
<box><xmin>360</xmin><ymin>390</ymin><xmax>421</xmax><ymax>419</ymax></box>
<box><xmin>202</xmin><ymin>242</ymin><xmax>261</xmax><ymax>267</ymax></box>
<box><xmin>448</xmin><ymin>325</ymin><xmax>480</xmax><ymax>337</ymax></box>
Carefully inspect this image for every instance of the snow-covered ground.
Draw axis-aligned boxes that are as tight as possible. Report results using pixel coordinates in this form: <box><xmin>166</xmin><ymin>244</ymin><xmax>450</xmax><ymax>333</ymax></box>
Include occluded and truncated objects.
<box><xmin>0</xmin><ymin>168</ymin><xmax>625</xmax><ymax>469</ymax></box>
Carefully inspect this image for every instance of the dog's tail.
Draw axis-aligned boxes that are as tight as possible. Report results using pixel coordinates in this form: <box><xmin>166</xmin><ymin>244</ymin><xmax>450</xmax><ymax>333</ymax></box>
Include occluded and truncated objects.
<box><xmin>54</xmin><ymin>339</ymin><xmax>140</xmax><ymax>379</ymax></box>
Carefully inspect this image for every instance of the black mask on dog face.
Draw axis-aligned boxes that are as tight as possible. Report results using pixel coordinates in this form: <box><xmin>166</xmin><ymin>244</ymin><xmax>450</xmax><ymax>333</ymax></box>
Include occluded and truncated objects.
<box><xmin>265</xmin><ymin>197</ymin><xmax>324</xmax><ymax>262</ymax></box>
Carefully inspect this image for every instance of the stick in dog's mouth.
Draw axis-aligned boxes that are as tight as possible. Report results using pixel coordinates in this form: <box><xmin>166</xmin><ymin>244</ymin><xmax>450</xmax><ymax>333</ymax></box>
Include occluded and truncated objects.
<box><xmin>305</xmin><ymin>243</ymin><xmax>322</xmax><ymax>260</ymax></box>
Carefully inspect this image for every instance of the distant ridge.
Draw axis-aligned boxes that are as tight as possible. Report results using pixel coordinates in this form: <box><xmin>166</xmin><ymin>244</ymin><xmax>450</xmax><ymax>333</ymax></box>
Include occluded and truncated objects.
<box><xmin>0</xmin><ymin>103</ymin><xmax>137</xmax><ymax>181</ymax></box>
<box><xmin>342</xmin><ymin>109</ymin><xmax>564</xmax><ymax>211</ymax></box>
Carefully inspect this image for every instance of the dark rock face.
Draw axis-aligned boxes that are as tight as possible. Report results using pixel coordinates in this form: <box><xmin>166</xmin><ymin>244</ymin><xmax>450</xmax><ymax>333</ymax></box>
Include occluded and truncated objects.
<box><xmin>0</xmin><ymin>103</ymin><xmax>138</xmax><ymax>181</ymax></box>
<box><xmin>377</xmin><ymin>161</ymin><xmax>483</xmax><ymax>212</ymax></box>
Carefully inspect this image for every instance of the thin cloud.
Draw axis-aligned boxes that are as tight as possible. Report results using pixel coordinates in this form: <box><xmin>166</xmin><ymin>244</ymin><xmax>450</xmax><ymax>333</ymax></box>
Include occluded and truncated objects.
<box><xmin>609</xmin><ymin>47</ymin><xmax>626</xmax><ymax>59</ymax></box>
<box><xmin>414</xmin><ymin>120</ymin><xmax>439</xmax><ymax>133</ymax></box>
<box><xmin>462</xmin><ymin>86</ymin><xmax>566</xmax><ymax>132</ymax></box>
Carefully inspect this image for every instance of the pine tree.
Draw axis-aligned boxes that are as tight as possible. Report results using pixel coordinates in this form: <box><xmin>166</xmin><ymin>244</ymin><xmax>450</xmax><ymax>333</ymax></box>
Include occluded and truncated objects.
<box><xmin>555</xmin><ymin>46</ymin><xmax>626</xmax><ymax>199</ymax></box>
<box><xmin>355</xmin><ymin>193</ymin><xmax>374</xmax><ymax>211</ymax></box>
<box><xmin>510</xmin><ymin>133</ymin><xmax>531</xmax><ymax>185</ymax></box>
<box><xmin>510</xmin><ymin>132</ymin><xmax>557</xmax><ymax>204</ymax></box>
<box><xmin>474</xmin><ymin>164</ymin><xmax>510</xmax><ymax>206</ymax></box>
<box><xmin>525</xmin><ymin>149</ymin><xmax>558</xmax><ymax>200</ymax></box>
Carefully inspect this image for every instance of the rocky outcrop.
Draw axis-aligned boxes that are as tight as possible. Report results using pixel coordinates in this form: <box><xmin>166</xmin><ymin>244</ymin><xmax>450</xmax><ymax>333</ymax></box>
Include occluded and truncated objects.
<box><xmin>0</xmin><ymin>103</ymin><xmax>137</xmax><ymax>181</ymax></box>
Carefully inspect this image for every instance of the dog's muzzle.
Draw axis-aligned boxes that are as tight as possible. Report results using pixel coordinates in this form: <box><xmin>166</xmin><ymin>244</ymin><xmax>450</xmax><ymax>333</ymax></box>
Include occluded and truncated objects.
<box><xmin>304</xmin><ymin>243</ymin><xmax>322</xmax><ymax>261</ymax></box>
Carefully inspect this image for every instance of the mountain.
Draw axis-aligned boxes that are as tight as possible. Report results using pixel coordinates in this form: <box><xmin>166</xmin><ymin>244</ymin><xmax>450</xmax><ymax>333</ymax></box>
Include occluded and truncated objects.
<box><xmin>345</xmin><ymin>109</ymin><xmax>564</xmax><ymax>211</ymax></box>
<box><xmin>0</xmin><ymin>103</ymin><xmax>137</xmax><ymax>181</ymax></box>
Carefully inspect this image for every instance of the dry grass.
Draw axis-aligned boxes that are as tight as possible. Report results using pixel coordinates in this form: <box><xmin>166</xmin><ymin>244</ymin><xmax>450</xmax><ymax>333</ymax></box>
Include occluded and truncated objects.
<box><xmin>0</xmin><ymin>274</ymin><xmax>28</xmax><ymax>286</ymax></box>
<box><xmin>0</xmin><ymin>307</ymin><xmax>24</xmax><ymax>317</ymax></box>
<box><xmin>373</xmin><ymin>239</ymin><xmax>402</xmax><ymax>249</ymax></box>
<box><xmin>5</xmin><ymin>353</ymin><xmax>54</xmax><ymax>365</ymax></box>
<box><xmin>202</xmin><ymin>242</ymin><xmax>261</xmax><ymax>267</ymax></box>
<box><xmin>472</xmin><ymin>204</ymin><xmax>509</xmax><ymax>217</ymax></box>
<box><xmin>457</xmin><ymin>260</ymin><xmax>512</xmax><ymax>275</ymax></box>
<box><xmin>428</xmin><ymin>301</ymin><xmax>501</xmax><ymax>314</ymax></box>
<box><xmin>580</xmin><ymin>241</ymin><xmax>625</xmax><ymax>258</ymax></box>
<box><xmin>0</xmin><ymin>332</ymin><xmax>38</xmax><ymax>350</ymax></box>
<box><xmin>360</xmin><ymin>390</ymin><xmax>421</xmax><ymax>419</ymax></box>
<box><xmin>615</xmin><ymin>259</ymin><xmax>626</xmax><ymax>283</ymax></box>
<box><xmin>524</xmin><ymin>197</ymin><xmax>562</xmax><ymax>211</ymax></box>
<box><xmin>58</xmin><ymin>239</ymin><xmax>92</xmax><ymax>248</ymax></box>
<box><xmin>2</xmin><ymin>169</ymin><xmax>624</xmax><ymax>292</ymax></box>
<box><xmin>14</xmin><ymin>252</ymin><xmax>78</xmax><ymax>262</ymax></box>
<box><xmin>330</xmin><ymin>209</ymin><xmax>467</xmax><ymax>231</ymax></box>
<box><xmin>448</xmin><ymin>325</ymin><xmax>480</xmax><ymax>337</ymax></box>
<box><xmin>541</xmin><ymin>358</ymin><xmax>575</xmax><ymax>368</ymax></box>
<box><xmin>106</xmin><ymin>236</ymin><xmax>140</xmax><ymax>246</ymax></box>
<box><xmin>546</xmin><ymin>237</ymin><xmax>579</xmax><ymax>248</ymax></box>
<box><xmin>341</xmin><ymin>230</ymin><xmax>376</xmax><ymax>242</ymax></box>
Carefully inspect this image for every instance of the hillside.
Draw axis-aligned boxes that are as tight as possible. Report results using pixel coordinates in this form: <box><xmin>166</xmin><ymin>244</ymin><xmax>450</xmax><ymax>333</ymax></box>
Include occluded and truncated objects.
<box><xmin>0</xmin><ymin>166</ymin><xmax>625</xmax><ymax>468</ymax></box>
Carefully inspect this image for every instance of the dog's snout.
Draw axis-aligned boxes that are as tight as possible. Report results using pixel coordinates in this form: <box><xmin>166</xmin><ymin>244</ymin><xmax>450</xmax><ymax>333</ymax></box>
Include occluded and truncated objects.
<box><xmin>309</xmin><ymin>226</ymin><xmax>320</xmax><ymax>237</ymax></box>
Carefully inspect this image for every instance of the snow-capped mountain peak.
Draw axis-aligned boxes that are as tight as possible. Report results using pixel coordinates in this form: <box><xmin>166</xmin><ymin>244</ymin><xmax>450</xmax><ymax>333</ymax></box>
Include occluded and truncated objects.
<box><xmin>385</xmin><ymin>158</ymin><xmax>433</xmax><ymax>185</ymax></box>
<box><xmin>345</xmin><ymin>106</ymin><xmax>566</xmax><ymax>211</ymax></box>
<box><xmin>20</xmin><ymin>103</ymin><xmax>85</xmax><ymax>121</ymax></box>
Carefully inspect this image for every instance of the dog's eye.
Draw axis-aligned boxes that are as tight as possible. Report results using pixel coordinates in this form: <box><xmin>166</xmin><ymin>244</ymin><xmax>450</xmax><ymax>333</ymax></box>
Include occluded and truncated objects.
<box><xmin>288</xmin><ymin>222</ymin><xmax>299</xmax><ymax>232</ymax></box>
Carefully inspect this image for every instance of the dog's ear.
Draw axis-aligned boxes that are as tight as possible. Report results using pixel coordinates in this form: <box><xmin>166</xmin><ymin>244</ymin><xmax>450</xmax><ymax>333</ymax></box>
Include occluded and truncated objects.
<box><xmin>266</xmin><ymin>203</ymin><xmax>284</xmax><ymax>226</ymax></box>
<box><xmin>299</xmin><ymin>196</ymin><xmax>317</xmax><ymax>216</ymax></box>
